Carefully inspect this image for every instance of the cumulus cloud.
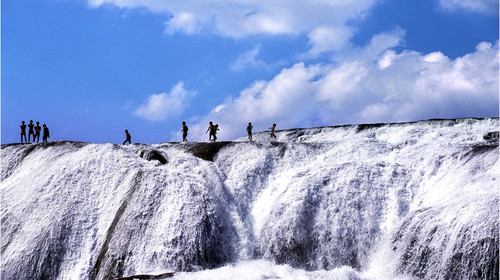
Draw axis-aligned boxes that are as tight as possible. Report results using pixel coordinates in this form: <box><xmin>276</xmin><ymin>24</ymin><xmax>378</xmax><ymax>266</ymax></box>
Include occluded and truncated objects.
<box><xmin>134</xmin><ymin>82</ymin><xmax>195</xmax><ymax>121</ymax></box>
<box><xmin>306</xmin><ymin>25</ymin><xmax>356</xmax><ymax>56</ymax></box>
<box><xmin>87</xmin><ymin>0</ymin><xmax>378</xmax><ymax>55</ymax></box>
<box><xmin>187</xmin><ymin>63</ymin><xmax>324</xmax><ymax>141</ymax></box>
<box><xmin>189</xmin><ymin>37</ymin><xmax>499</xmax><ymax>140</ymax></box>
<box><xmin>438</xmin><ymin>0</ymin><xmax>499</xmax><ymax>14</ymax></box>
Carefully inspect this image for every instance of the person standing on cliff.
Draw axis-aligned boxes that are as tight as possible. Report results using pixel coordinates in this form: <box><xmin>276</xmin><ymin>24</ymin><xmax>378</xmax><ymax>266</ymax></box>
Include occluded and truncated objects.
<box><xmin>42</xmin><ymin>124</ymin><xmax>50</xmax><ymax>143</ymax></box>
<box><xmin>212</xmin><ymin>124</ymin><xmax>219</xmax><ymax>142</ymax></box>
<box><xmin>181</xmin><ymin>121</ymin><xmax>188</xmax><ymax>142</ymax></box>
<box><xmin>27</xmin><ymin>120</ymin><xmax>35</xmax><ymax>143</ymax></box>
<box><xmin>247</xmin><ymin>122</ymin><xmax>253</xmax><ymax>141</ymax></box>
<box><xmin>20</xmin><ymin>121</ymin><xmax>27</xmax><ymax>143</ymax></box>
<box><xmin>206</xmin><ymin>121</ymin><xmax>214</xmax><ymax>141</ymax></box>
<box><xmin>269</xmin><ymin>123</ymin><xmax>277</xmax><ymax>140</ymax></box>
<box><xmin>122</xmin><ymin>130</ymin><xmax>131</xmax><ymax>145</ymax></box>
<box><xmin>34</xmin><ymin>122</ymin><xmax>42</xmax><ymax>143</ymax></box>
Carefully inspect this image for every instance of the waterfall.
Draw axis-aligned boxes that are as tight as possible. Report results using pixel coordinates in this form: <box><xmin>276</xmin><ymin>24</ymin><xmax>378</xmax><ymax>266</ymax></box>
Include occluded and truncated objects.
<box><xmin>1</xmin><ymin>118</ymin><xmax>498</xmax><ymax>279</ymax></box>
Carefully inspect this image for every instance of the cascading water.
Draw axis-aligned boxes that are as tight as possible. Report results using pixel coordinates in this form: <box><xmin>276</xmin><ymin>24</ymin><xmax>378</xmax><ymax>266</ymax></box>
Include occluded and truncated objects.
<box><xmin>1</xmin><ymin>118</ymin><xmax>498</xmax><ymax>280</ymax></box>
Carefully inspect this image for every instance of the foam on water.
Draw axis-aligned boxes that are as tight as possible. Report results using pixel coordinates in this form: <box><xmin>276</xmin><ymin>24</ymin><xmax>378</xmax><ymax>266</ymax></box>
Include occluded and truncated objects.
<box><xmin>172</xmin><ymin>260</ymin><xmax>362</xmax><ymax>280</ymax></box>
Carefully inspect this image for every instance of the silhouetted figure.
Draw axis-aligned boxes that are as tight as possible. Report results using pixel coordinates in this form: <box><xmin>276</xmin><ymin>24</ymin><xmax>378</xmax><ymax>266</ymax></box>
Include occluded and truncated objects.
<box><xmin>212</xmin><ymin>124</ymin><xmax>219</xmax><ymax>142</ymax></box>
<box><xmin>20</xmin><ymin>121</ymin><xmax>27</xmax><ymax>143</ymax></box>
<box><xmin>206</xmin><ymin>121</ymin><xmax>214</xmax><ymax>141</ymax></box>
<box><xmin>246</xmin><ymin>122</ymin><xmax>253</xmax><ymax>141</ymax></box>
<box><xmin>34</xmin><ymin>122</ymin><xmax>42</xmax><ymax>143</ymax></box>
<box><xmin>181</xmin><ymin>121</ymin><xmax>188</xmax><ymax>142</ymax></box>
<box><xmin>27</xmin><ymin>120</ymin><xmax>35</xmax><ymax>143</ymax></box>
<box><xmin>122</xmin><ymin>130</ymin><xmax>131</xmax><ymax>145</ymax></box>
<box><xmin>269</xmin><ymin>123</ymin><xmax>277</xmax><ymax>140</ymax></box>
<box><xmin>42</xmin><ymin>124</ymin><xmax>50</xmax><ymax>143</ymax></box>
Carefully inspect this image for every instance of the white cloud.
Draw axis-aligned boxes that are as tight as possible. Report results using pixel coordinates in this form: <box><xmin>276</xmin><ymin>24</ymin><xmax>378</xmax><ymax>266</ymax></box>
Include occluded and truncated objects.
<box><xmin>231</xmin><ymin>44</ymin><xmax>266</xmax><ymax>71</ymax></box>
<box><xmin>306</xmin><ymin>25</ymin><xmax>355</xmax><ymax>56</ymax></box>
<box><xmin>87</xmin><ymin>0</ymin><xmax>378</xmax><ymax>54</ymax></box>
<box><xmin>189</xmin><ymin>37</ymin><xmax>499</xmax><ymax>140</ymax></box>
<box><xmin>85</xmin><ymin>1</ymin><xmax>498</xmax><ymax>140</ymax></box>
<box><xmin>438</xmin><ymin>0</ymin><xmax>499</xmax><ymax>14</ymax></box>
<box><xmin>360</xmin><ymin>27</ymin><xmax>406</xmax><ymax>60</ymax></box>
<box><xmin>134</xmin><ymin>82</ymin><xmax>195</xmax><ymax>121</ymax></box>
<box><xmin>423</xmin><ymin>51</ymin><xmax>448</xmax><ymax>63</ymax></box>
<box><xmin>187</xmin><ymin>63</ymin><xmax>324</xmax><ymax>141</ymax></box>
<box><xmin>164</xmin><ymin>12</ymin><xmax>200</xmax><ymax>35</ymax></box>
<box><xmin>378</xmin><ymin>50</ymin><xmax>397</xmax><ymax>69</ymax></box>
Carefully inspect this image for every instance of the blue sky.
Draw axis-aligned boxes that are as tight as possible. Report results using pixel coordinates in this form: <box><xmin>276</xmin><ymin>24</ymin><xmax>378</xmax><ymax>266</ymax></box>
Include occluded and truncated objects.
<box><xmin>2</xmin><ymin>0</ymin><xmax>499</xmax><ymax>144</ymax></box>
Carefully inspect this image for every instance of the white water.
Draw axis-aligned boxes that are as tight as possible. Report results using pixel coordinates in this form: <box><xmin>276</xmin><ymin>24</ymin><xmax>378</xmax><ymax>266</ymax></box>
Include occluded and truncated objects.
<box><xmin>1</xmin><ymin>118</ymin><xmax>498</xmax><ymax>280</ymax></box>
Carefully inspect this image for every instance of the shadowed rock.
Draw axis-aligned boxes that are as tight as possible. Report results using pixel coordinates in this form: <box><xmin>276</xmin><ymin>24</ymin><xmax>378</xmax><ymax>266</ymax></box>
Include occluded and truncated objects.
<box><xmin>186</xmin><ymin>142</ymin><xmax>232</xmax><ymax>161</ymax></box>
<box><xmin>484</xmin><ymin>131</ymin><xmax>499</xmax><ymax>142</ymax></box>
<box><xmin>356</xmin><ymin>123</ymin><xmax>386</xmax><ymax>132</ymax></box>
<box><xmin>139</xmin><ymin>149</ymin><xmax>168</xmax><ymax>164</ymax></box>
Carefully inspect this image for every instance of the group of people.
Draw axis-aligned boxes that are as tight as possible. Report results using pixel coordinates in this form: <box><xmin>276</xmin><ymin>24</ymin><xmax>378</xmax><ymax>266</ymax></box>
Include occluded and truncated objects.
<box><xmin>245</xmin><ymin>122</ymin><xmax>276</xmax><ymax>141</ymax></box>
<box><xmin>19</xmin><ymin>119</ymin><xmax>275</xmax><ymax>145</ymax></box>
<box><xmin>20</xmin><ymin>120</ymin><xmax>50</xmax><ymax>144</ymax></box>
<box><xmin>123</xmin><ymin>121</ymin><xmax>277</xmax><ymax>145</ymax></box>
<box><xmin>179</xmin><ymin>121</ymin><xmax>277</xmax><ymax>143</ymax></box>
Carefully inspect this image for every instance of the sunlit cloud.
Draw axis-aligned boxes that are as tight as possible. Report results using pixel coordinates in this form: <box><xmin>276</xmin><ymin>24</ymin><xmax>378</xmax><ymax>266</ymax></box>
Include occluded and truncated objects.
<box><xmin>190</xmin><ymin>36</ymin><xmax>499</xmax><ymax>140</ymax></box>
<box><xmin>164</xmin><ymin>12</ymin><xmax>201</xmax><ymax>35</ymax></box>
<box><xmin>87</xmin><ymin>0</ymin><xmax>378</xmax><ymax>54</ymax></box>
<box><xmin>134</xmin><ymin>82</ymin><xmax>195</xmax><ymax>121</ymax></box>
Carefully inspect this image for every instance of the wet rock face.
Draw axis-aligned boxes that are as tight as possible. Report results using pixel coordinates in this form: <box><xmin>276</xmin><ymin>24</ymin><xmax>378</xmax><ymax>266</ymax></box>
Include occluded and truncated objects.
<box><xmin>392</xmin><ymin>206</ymin><xmax>499</xmax><ymax>280</ymax></box>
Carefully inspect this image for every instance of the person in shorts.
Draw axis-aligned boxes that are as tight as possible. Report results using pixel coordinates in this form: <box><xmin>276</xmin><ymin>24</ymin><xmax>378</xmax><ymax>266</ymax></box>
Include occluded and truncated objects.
<box><xmin>122</xmin><ymin>130</ymin><xmax>131</xmax><ymax>145</ymax></box>
<box><xmin>20</xmin><ymin>121</ymin><xmax>27</xmax><ymax>143</ymax></box>
<box><xmin>181</xmin><ymin>121</ymin><xmax>188</xmax><ymax>142</ymax></box>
